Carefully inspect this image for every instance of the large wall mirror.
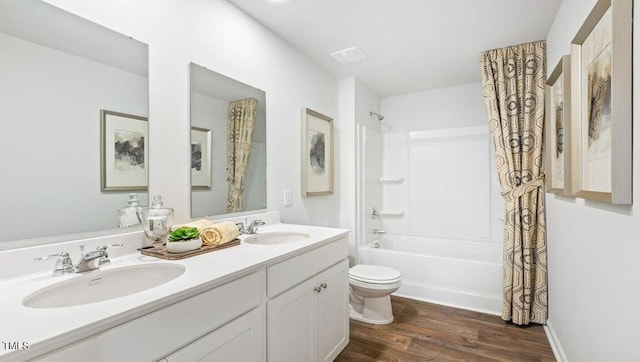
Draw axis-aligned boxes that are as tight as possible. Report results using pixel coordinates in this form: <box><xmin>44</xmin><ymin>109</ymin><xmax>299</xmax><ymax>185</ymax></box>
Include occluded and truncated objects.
<box><xmin>190</xmin><ymin>63</ymin><xmax>266</xmax><ymax>218</ymax></box>
<box><xmin>0</xmin><ymin>0</ymin><xmax>149</xmax><ymax>247</ymax></box>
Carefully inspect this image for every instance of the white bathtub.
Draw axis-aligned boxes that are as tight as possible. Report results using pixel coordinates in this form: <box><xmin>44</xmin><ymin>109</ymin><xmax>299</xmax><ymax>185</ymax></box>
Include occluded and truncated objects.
<box><xmin>359</xmin><ymin>234</ymin><xmax>503</xmax><ymax>315</ymax></box>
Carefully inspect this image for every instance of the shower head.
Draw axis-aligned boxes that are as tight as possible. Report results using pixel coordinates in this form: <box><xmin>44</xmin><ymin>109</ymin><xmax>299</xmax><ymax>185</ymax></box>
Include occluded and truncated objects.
<box><xmin>370</xmin><ymin>111</ymin><xmax>384</xmax><ymax>121</ymax></box>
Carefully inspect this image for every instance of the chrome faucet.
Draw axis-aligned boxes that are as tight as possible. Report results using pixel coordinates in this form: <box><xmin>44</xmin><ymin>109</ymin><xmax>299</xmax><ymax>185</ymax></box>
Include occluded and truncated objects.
<box><xmin>236</xmin><ymin>220</ymin><xmax>266</xmax><ymax>235</ymax></box>
<box><xmin>75</xmin><ymin>246</ymin><xmax>105</xmax><ymax>273</ymax></box>
<box><xmin>96</xmin><ymin>244</ymin><xmax>122</xmax><ymax>266</ymax></box>
<box><xmin>34</xmin><ymin>252</ymin><xmax>74</xmax><ymax>275</ymax></box>
<box><xmin>35</xmin><ymin>244</ymin><xmax>123</xmax><ymax>275</ymax></box>
<box><xmin>236</xmin><ymin>222</ymin><xmax>247</xmax><ymax>234</ymax></box>
<box><xmin>247</xmin><ymin>220</ymin><xmax>265</xmax><ymax>234</ymax></box>
<box><xmin>76</xmin><ymin>244</ymin><xmax>123</xmax><ymax>272</ymax></box>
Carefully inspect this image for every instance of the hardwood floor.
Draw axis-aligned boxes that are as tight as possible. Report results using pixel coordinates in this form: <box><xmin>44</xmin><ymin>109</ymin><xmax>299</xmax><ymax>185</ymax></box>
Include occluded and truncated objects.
<box><xmin>335</xmin><ymin>296</ymin><xmax>555</xmax><ymax>362</ymax></box>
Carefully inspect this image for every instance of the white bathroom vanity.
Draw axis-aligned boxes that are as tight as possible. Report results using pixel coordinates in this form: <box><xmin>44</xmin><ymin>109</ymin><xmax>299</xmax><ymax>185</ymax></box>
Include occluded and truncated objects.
<box><xmin>0</xmin><ymin>215</ymin><xmax>349</xmax><ymax>362</ymax></box>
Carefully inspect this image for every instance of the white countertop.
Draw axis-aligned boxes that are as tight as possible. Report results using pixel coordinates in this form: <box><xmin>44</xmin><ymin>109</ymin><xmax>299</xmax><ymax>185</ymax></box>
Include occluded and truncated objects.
<box><xmin>0</xmin><ymin>223</ymin><xmax>348</xmax><ymax>361</ymax></box>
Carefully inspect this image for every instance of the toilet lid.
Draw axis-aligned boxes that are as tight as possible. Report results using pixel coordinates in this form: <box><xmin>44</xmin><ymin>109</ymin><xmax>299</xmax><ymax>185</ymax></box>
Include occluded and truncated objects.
<box><xmin>349</xmin><ymin>264</ymin><xmax>401</xmax><ymax>283</ymax></box>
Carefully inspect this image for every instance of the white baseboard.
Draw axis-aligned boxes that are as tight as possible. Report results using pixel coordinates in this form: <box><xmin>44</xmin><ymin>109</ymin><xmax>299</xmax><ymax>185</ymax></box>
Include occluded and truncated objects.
<box><xmin>544</xmin><ymin>319</ymin><xmax>568</xmax><ymax>362</ymax></box>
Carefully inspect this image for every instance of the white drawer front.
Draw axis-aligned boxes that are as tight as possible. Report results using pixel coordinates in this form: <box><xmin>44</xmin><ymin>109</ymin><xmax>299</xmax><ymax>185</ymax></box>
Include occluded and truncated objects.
<box><xmin>267</xmin><ymin>238</ymin><xmax>347</xmax><ymax>297</ymax></box>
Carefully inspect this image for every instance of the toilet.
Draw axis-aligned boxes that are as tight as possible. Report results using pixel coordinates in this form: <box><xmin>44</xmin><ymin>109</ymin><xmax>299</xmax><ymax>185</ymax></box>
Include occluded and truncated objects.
<box><xmin>348</xmin><ymin>264</ymin><xmax>402</xmax><ymax>324</ymax></box>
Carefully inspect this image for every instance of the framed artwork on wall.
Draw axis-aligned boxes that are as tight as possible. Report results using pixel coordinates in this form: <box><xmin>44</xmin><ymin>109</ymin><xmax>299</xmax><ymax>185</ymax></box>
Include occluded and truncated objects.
<box><xmin>191</xmin><ymin>127</ymin><xmax>212</xmax><ymax>188</ymax></box>
<box><xmin>100</xmin><ymin>110</ymin><xmax>148</xmax><ymax>191</ymax></box>
<box><xmin>545</xmin><ymin>55</ymin><xmax>571</xmax><ymax>195</ymax></box>
<box><xmin>569</xmin><ymin>0</ymin><xmax>632</xmax><ymax>204</ymax></box>
<box><xmin>301</xmin><ymin>108</ymin><xmax>334</xmax><ymax>196</ymax></box>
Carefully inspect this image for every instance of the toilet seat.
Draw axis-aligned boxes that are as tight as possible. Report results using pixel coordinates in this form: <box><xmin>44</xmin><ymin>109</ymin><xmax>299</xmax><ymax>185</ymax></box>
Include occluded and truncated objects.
<box><xmin>348</xmin><ymin>264</ymin><xmax>402</xmax><ymax>324</ymax></box>
<box><xmin>349</xmin><ymin>264</ymin><xmax>401</xmax><ymax>284</ymax></box>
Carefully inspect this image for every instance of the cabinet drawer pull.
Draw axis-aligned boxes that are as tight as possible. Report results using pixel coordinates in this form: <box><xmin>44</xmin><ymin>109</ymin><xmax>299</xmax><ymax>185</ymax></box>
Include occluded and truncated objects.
<box><xmin>314</xmin><ymin>286</ymin><xmax>322</xmax><ymax>293</ymax></box>
<box><xmin>320</xmin><ymin>282</ymin><xmax>327</xmax><ymax>289</ymax></box>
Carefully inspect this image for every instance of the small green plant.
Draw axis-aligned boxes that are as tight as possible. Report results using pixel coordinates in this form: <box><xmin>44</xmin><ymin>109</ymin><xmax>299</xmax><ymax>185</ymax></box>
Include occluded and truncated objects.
<box><xmin>169</xmin><ymin>226</ymin><xmax>200</xmax><ymax>242</ymax></box>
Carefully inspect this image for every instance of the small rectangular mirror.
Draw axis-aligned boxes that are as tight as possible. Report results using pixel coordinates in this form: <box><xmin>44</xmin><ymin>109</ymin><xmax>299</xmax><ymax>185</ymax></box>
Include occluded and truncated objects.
<box><xmin>189</xmin><ymin>63</ymin><xmax>266</xmax><ymax>218</ymax></box>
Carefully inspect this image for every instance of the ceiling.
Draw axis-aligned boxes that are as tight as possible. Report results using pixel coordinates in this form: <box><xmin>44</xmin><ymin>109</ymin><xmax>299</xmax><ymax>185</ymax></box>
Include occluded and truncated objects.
<box><xmin>227</xmin><ymin>0</ymin><xmax>563</xmax><ymax>97</ymax></box>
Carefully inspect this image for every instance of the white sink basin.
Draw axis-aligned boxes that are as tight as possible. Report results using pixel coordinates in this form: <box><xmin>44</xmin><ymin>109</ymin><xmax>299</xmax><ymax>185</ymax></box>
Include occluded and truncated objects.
<box><xmin>243</xmin><ymin>231</ymin><xmax>311</xmax><ymax>245</ymax></box>
<box><xmin>23</xmin><ymin>263</ymin><xmax>185</xmax><ymax>309</ymax></box>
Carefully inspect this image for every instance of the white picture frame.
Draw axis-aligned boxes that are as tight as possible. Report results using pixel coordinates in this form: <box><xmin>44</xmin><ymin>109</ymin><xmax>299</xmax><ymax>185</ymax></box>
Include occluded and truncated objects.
<box><xmin>301</xmin><ymin>108</ymin><xmax>334</xmax><ymax>196</ymax></box>
<box><xmin>191</xmin><ymin>127</ymin><xmax>212</xmax><ymax>188</ymax></box>
<box><xmin>100</xmin><ymin>110</ymin><xmax>148</xmax><ymax>191</ymax></box>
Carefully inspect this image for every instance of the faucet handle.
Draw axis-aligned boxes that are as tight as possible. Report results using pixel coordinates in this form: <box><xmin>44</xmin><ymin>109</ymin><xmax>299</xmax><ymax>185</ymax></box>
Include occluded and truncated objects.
<box><xmin>248</xmin><ymin>220</ymin><xmax>266</xmax><ymax>234</ymax></box>
<box><xmin>96</xmin><ymin>243</ymin><xmax>124</xmax><ymax>251</ymax></box>
<box><xmin>34</xmin><ymin>251</ymin><xmax>69</xmax><ymax>262</ymax></box>
<box><xmin>236</xmin><ymin>222</ymin><xmax>247</xmax><ymax>234</ymax></box>
<box><xmin>34</xmin><ymin>252</ymin><xmax>74</xmax><ymax>275</ymax></box>
<box><xmin>96</xmin><ymin>243</ymin><xmax>123</xmax><ymax>266</ymax></box>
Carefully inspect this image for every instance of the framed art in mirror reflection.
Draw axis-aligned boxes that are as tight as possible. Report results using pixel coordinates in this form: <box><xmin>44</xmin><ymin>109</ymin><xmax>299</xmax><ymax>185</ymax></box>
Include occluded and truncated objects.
<box><xmin>191</xmin><ymin>126</ymin><xmax>212</xmax><ymax>188</ymax></box>
<box><xmin>101</xmin><ymin>110</ymin><xmax>149</xmax><ymax>191</ymax></box>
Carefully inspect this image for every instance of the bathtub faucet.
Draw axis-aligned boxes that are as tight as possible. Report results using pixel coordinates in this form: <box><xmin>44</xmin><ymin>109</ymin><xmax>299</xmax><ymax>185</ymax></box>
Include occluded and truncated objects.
<box><xmin>372</xmin><ymin>228</ymin><xmax>386</xmax><ymax>235</ymax></box>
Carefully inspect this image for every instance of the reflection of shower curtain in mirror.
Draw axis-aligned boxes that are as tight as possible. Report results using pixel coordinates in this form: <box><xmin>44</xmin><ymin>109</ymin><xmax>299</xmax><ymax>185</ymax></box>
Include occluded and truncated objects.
<box><xmin>226</xmin><ymin>98</ymin><xmax>257</xmax><ymax>213</ymax></box>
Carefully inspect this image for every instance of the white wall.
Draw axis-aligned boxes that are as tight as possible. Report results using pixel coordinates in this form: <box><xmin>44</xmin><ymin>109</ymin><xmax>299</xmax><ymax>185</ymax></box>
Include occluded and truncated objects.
<box><xmin>0</xmin><ymin>32</ymin><xmax>148</xmax><ymax>241</ymax></box>
<box><xmin>44</xmin><ymin>0</ymin><xmax>341</xmax><ymax>228</ymax></box>
<box><xmin>381</xmin><ymin>82</ymin><xmax>487</xmax><ymax>132</ymax></box>
<box><xmin>545</xmin><ymin>0</ymin><xmax>640</xmax><ymax>360</ymax></box>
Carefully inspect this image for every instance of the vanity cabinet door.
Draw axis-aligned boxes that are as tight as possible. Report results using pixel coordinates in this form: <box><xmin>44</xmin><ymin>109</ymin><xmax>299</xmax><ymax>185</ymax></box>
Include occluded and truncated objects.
<box><xmin>317</xmin><ymin>260</ymin><xmax>349</xmax><ymax>362</ymax></box>
<box><xmin>267</xmin><ymin>259</ymin><xmax>349</xmax><ymax>362</ymax></box>
<box><xmin>267</xmin><ymin>277</ymin><xmax>318</xmax><ymax>362</ymax></box>
<box><xmin>163</xmin><ymin>307</ymin><xmax>264</xmax><ymax>362</ymax></box>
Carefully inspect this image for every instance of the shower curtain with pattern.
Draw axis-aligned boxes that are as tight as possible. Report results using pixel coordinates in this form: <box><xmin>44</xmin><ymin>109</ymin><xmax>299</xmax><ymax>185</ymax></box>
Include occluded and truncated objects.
<box><xmin>480</xmin><ymin>41</ymin><xmax>548</xmax><ymax>325</ymax></box>
<box><xmin>226</xmin><ymin>98</ymin><xmax>257</xmax><ymax>213</ymax></box>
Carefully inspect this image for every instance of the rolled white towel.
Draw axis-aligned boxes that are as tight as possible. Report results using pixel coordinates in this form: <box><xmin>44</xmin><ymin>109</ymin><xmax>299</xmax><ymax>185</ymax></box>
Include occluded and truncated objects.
<box><xmin>181</xmin><ymin>219</ymin><xmax>215</xmax><ymax>232</ymax></box>
<box><xmin>201</xmin><ymin>221</ymin><xmax>240</xmax><ymax>247</ymax></box>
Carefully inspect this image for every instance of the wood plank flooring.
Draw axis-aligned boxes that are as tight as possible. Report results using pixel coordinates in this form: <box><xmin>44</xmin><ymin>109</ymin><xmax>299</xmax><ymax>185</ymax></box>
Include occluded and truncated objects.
<box><xmin>335</xmin><ymin>296</ymin><xmax>555</xmax><ymax>362</ymax></box>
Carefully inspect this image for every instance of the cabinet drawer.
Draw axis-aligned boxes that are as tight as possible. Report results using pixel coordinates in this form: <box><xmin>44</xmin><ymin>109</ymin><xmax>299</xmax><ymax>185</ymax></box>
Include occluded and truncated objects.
<box><xmin>164</xmin><ymin>306</ymin><xmax>264</xmax><ymax>362</ymax></box>
<box><xmin>38</xmin><ymin>271</ymin><xmax>264</xmax><ymax>362</ymax></box>
<box><xmin>267</xmin><ymin>237</ymin><xmax>347</xmax><ymax>297</ymax></box>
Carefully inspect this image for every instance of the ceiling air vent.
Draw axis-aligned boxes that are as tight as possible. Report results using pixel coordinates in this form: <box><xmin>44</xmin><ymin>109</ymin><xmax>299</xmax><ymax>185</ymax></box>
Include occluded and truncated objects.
<box><xmin>330</xmin><ymin>46</ymin><xmax>367</xmax><ymax>64</ymax></box>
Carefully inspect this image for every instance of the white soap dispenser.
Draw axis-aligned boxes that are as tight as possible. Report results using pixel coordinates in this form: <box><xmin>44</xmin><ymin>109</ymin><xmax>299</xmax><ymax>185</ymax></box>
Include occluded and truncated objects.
<box><xmin>118</xmin><ymin>193</ymin><xmax>141</xmax><ymax>228</ymax></box>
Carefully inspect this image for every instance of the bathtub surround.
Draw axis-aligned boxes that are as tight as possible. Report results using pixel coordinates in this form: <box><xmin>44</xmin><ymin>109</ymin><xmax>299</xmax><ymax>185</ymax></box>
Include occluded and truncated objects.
<box><xmin>355</xmin><ymin>84</ymin><xmax>504</xmax><ymax>314</ymax></box>
<box><xmin>481</xmin><ymin>40</ymin><xmax>548</xmax><ymax>325</ymax></box>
